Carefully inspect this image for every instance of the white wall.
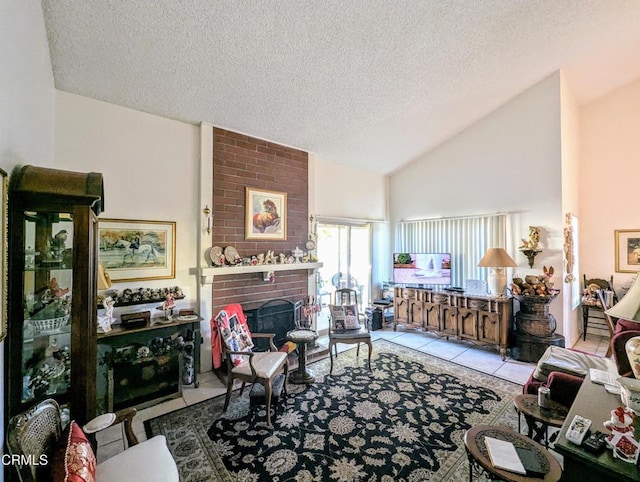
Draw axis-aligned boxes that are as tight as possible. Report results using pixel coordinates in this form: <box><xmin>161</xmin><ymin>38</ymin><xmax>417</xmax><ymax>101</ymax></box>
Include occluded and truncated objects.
<box><xmin>580</xmin><ymin>79</ymin><xmax>640</xmax><ymax>294</ymax></box>
<box><xmin>560</xmin><ymin>71</ymin><xmax>582</xmax><ymax>344</ymax></box>
<box><xmin>389</xmin><ymin>73</ymin><xmax>565</xmax><ymax>332</ymax></box>
<box><xmin>53</xmin><ymin>92</ymin><xmax>207</xmax><ymax>364</ymax></box>
<box><xmin>0</xmin><ymin>0</ymin><xmax>56</xmax><ymax>476</ymax></box>
<box><xmin>313</xmin><ymin>157</ymin><xmax>387</xmax><ymax>221</ymax></box>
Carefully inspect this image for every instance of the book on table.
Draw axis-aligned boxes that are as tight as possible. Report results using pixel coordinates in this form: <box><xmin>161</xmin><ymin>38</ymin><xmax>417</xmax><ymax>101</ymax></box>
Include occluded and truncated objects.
<box><xmin>589</xmin><ymin>368</ymin><xmax>618</xmax><ymax>387</ymax></box>
<box><xmin>484</xmin><ymin>436</ymin><xmax>548</xmax><ymax>477</ymax></box>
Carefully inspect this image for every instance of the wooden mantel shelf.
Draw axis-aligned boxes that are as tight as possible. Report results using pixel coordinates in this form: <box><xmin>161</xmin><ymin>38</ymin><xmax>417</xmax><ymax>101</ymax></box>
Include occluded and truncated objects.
<box><xmin>200</xmin><ymin>262</ymin><xmax>323</xmax><ymax>284</ymax></box>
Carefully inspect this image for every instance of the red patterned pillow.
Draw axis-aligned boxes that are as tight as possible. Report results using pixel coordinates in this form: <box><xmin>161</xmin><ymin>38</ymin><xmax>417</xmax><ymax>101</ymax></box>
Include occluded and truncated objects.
<box><xmin>51</xmin><ymin>420</ymin><xmax>96</xmax><ymax>482</ymax></box>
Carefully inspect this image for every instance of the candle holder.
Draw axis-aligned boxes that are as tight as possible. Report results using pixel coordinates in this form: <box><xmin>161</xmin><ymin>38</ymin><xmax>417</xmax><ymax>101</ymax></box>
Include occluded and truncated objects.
<box><xmin>300</xmin><ymin>296</ymin><xmax>321</xmax><ymax>329</ymax></box>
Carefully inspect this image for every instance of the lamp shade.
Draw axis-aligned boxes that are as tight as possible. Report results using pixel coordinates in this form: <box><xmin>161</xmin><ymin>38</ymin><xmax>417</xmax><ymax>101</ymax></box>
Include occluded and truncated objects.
<box><xmin>98</xmin><ymin>263</ymin><xmax>112</xmax><ymax>290</ymax></box>
<box><xmin>606</xmin><ymin>276</ymin><xmax>640</xmax><ymax>322</ymax></box>
<box><xmin>477</xmin><ymin>248</ymin><xmax>517</xmax><ymax>268</ymax></box>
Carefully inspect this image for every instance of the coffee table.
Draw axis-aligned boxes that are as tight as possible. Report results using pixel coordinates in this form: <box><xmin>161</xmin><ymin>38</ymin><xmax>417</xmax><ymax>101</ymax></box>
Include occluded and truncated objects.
<box><xmin>514</xmin><ymin>394</ymin><xmax>568</xmax><ymax>448</ymax></box>
<box><xmin>464</xmin><ymin>425</ymin><xmax>562</xmax><ymax>482</ymax></box>
<box><xmin>287</xmin><ymin>328</ymin><xmax>318</xmax><ymax>384</ymax></box>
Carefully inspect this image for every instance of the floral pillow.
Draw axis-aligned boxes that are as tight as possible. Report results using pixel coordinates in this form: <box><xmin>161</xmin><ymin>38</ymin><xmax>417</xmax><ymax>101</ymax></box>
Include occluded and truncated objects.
<box><xmin>215</xmin><ymin>310</ymin><xmax>254</xmax><ymax>366</ymax></box>
<box><xmin>329</xmin><ymin>304</ymin><xmax>361</xmax><ymax>331</ymax></box>
<box><xmin>51</xmin><ymin>420</ymin><xmax>96</xmax><ymax>482</ymax></box>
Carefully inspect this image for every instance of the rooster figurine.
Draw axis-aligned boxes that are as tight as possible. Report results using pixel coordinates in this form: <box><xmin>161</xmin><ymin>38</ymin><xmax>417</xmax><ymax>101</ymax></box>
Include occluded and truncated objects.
<box><xmin>48</xmin><ymin>278</ymin><xmax>69</xmax><ymax>298</ymax></box>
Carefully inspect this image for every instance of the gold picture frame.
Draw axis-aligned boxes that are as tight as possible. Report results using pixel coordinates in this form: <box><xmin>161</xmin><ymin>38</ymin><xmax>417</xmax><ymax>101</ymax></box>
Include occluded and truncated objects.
<box><xmin>245</xmin><ymin>187</ymin><xmax>287</xmax><ymax>240</ymax></box>
<box><xmin>98</xmin><ymin>219</ymin><xmax>176</xmax><ymax>282</ymax></box>
<box><xmin>615</xmin><ymin>229</ymin><xmax>640</xmax><ymax>273</ymax></box>
<box><xmin>0</xmin><ymin>168</ymin><xmax>7</xmax><ymax>342</ymax></box>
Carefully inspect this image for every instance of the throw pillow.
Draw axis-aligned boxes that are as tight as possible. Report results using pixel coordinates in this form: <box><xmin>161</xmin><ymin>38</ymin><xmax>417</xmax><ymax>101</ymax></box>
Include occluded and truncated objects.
<box><xmin>215</xmin><ymin>309</ymin><xmax>254</xmax><ymax>366</ymax></box>
<box><xmin>329</xmin><ymin>304</ymin><xmax>361</xmax><ymax>330</ymax></box>
<box><xmin>51</xmin><ymin>420</ymin><xmax>96</xmax><ymax>482</ymax></box>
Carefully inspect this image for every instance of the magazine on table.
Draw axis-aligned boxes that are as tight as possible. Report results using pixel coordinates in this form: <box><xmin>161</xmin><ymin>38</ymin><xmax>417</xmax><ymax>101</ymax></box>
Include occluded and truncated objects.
<box><xmin>484</xmin><ymin>437</ymin><xmax>547</xmax><ymax>477</ymax></box>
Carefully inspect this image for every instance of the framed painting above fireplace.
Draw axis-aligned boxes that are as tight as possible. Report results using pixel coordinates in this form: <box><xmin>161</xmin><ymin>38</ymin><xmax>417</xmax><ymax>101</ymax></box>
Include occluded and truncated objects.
<box><xmin>245</xmin><ymin>187</ymin><xmax>287</xmax><ymax>240</ymax></box>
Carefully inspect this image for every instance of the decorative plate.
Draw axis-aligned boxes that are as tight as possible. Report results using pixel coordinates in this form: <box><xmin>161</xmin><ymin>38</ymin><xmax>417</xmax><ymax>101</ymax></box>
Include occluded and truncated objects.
<box><xmin>177</xmin><ymin>314</ymin><xmax>199</xmax><ymax>321</ymax></box>
<box><xmin>224</xmin><ymin>246</ymin><xmax>240</xmax><ymax>265</ymax></box>
<box><xmin>209</xmin><ymin>246</ymin><xmax>223</xmax><ymax>266</ymax></box>
<box><xmin>83</xmin><ymin>413</ymin><xmax>116</xmax><ymax>434</ymax></box>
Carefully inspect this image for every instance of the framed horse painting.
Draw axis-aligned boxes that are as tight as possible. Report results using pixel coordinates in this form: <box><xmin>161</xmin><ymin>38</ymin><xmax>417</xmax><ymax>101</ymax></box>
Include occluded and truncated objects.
<box><xmin>245</xmin><ymin>187</ymin><xmax>287</xmax><ymax>240</ymax></box>
<box><xmin>98</xmin><ymin>219</ymin><xmax>176</xmax><ymax>282</ymax></box>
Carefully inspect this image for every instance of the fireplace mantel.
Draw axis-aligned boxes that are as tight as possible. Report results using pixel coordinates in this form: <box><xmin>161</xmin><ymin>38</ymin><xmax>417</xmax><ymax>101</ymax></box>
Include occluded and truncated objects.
<box><xmin>199</xmin><ymin>262</ymin><xmax>323</xmax><ymax>285</ymax></box>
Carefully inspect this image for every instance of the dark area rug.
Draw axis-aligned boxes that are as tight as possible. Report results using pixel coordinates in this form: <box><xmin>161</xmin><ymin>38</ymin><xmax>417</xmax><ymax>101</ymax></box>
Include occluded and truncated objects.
<box><xmin>146</xmin><ymin>340</ymin><xmax>522</xmax><ymax>482</ymax></box>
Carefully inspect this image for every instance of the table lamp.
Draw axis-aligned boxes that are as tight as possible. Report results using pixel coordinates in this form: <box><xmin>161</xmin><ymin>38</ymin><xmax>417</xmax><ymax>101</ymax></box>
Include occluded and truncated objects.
<box><xmin>478</xmin><ymin>248</ymin><xmax>517</xmax><ymax>296</ymax></box>
<box><xmin>606</xmin><ymin>276</ymin><xmax>640</xmax><ymax>379</ymax></box>
<box><xmin>98</xmin><ymin>262</ymin><xmax>112</xmax><ymax>290</ymax></box>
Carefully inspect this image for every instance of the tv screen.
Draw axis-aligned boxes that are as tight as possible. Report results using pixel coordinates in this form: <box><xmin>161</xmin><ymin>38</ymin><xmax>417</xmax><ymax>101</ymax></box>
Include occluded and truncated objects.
<box><xmin>393</xmin><ymin>253</ymin><xmax>451</xmax><ymax>285</ymax></box>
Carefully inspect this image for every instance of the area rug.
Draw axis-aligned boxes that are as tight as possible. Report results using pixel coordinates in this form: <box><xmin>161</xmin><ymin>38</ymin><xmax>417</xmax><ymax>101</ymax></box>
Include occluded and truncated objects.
<box><xmin>145</xmin><ymin>340</ymin><xmax>522</xmax><ymax>482</ymax></box>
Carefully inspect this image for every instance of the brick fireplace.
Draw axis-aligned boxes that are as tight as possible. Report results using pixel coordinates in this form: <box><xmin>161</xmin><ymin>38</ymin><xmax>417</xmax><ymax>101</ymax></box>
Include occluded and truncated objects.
<box><xmin>210</xmin><ymin>128</ymin><xmax>310</xmax><ymax>315</ymax></box>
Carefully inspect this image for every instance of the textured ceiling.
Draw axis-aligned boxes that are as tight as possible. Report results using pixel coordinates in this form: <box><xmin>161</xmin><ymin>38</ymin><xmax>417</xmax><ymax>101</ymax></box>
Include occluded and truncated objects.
<box><xmin>41</xmin><ymin>1</ymin><xmax>640</xmax><ymax>174</ymax></box>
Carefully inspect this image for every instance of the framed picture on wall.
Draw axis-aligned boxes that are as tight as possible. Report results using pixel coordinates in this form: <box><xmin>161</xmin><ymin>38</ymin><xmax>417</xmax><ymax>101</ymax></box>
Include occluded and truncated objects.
<box><xmin>0</xmin><ymin>168</ymin><xmax>7</xmax><ymax>342</ymax></box>
<box><xmin>245</xmin><ymin>187</ymin><xmax>287</xmax><ymax>240</ymax></box>
<box><xmin>98</xmin><ymin>219</ymin><xmax>176</xmax><ymax>282</ymax></box>
<box><xmin>615</xmin><ymin>229</ymin><xmax>640</xmax><ymax>273</ymax></box>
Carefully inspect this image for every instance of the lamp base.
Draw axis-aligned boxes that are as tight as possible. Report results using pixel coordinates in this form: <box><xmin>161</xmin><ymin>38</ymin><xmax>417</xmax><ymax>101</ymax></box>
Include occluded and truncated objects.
<box><xmin>487</xmin><ymin>268</ymin><xmax>507</xmax><ymax>297</ymax></box>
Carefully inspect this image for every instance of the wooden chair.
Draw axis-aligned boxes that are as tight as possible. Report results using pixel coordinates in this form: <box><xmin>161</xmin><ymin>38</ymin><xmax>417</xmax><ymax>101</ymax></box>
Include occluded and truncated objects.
<box><xmin>582</xmin><ymin>274</ymin><xmax>617</xmax><ymax>340</ymax></box>
<box><xmin>328</xmin><ymin>288</ymin><xmax>372</xmax><ymax>374</ymax></box>
<box><xmin>214</xmin><ymin>306</ymin><xmax>288</xmax><ymax>426</ymax></box>
<box><xmin>6</xmin><ymin>398</ymin><xmax>178</xmax><ymax>482</ymax></box>
<box><xmin>596</xmin><ymin>289</ymin><xmax>616</xmax><ymax>358</ymax></box>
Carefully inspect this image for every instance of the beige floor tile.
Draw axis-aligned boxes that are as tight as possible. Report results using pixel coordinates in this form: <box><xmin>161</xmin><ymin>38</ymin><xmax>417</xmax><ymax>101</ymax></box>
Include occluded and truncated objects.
<box><xmin>453</xmin><ymin>347</ymin><xmax>506</xmax><ymax>374</ymax></box>
<box><xmin>416</xmin><ymin>338</ymin><xmax>469</xmax><ymax>360</ymax></box>
<box><xmin>493</xmin><ymin>360</ymin><xmax>536</xmax><ymax>385</ymax></box>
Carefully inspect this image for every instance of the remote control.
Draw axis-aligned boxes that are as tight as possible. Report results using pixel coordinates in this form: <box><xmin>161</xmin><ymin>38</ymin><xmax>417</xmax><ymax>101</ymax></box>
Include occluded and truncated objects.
<box><xmin>566</xmin><ymin>415</ymin><xmax>592</xmax><ymax>445</ymax></box>
<box><xmin>583</xmin><ymin>431</ymin><xmax>607</xmax><ymax>454</ymax></box>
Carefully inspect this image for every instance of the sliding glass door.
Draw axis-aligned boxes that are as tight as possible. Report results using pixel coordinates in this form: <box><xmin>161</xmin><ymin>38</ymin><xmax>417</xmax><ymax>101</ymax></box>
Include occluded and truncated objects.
<box><xmin>316</xmin><ymin>222</ymin><xmax>371</xmax><ymax>333</ymax></box>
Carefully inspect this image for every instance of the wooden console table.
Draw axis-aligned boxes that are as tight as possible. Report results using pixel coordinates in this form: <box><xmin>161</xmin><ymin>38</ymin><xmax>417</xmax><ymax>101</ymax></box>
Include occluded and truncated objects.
<box><xmin>97</xmin><ymin>316</ymin><xmax>202</xmax><ymax>412</ymax></box>
<box><xmin>393</xmin><ymin>287</ymin><xmax>512</xmax><ymax>359</ymax></box>
<box><xmin>554</xmin><ymin>373</ymin><xmax>640</xmax><ymax>482</ymax></box>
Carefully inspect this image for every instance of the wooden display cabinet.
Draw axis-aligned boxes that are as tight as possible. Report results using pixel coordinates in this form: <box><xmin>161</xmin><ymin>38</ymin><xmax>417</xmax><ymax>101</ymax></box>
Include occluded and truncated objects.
<box><xmin>5</xmin><ymin>166</ymin><xmax>104</xmax><ymax>425</ymax></box>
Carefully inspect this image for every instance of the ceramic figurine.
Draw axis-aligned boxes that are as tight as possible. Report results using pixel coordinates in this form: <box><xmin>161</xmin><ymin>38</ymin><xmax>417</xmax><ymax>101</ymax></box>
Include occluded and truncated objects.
<box><xmin>97</xmin><ymin>296</ymin><xmax>115</xmax><ymax>333</ymax></box>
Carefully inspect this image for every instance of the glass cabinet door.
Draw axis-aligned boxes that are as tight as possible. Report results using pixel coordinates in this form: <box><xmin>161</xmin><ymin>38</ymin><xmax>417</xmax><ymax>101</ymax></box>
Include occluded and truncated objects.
<box><xmin>21</xmin><ymin>211</ymin><xmax>73</xmax><ymax>403</ymax></box>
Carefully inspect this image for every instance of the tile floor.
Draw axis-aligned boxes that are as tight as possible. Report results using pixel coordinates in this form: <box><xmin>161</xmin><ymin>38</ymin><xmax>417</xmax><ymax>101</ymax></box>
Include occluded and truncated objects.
<box><xmin>95</xmin><ymin>325</ymin><xmax>607</xmax><ymax>462</ymax></box>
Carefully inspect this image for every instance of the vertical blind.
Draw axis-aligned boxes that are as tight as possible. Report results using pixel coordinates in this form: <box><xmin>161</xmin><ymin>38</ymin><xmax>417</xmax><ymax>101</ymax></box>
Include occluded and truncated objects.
<box><xmin>394</xmin><ymin>214</ymin><xmax>509</xmax><ymax>287</ymax></box>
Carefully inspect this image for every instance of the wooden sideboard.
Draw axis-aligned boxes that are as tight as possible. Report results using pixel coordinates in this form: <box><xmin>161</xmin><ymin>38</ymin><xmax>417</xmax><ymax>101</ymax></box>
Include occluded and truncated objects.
<box><xmin>393</xmin><ymin>287</ymin><xmax>512</xmax><ymax>359</ymax></box>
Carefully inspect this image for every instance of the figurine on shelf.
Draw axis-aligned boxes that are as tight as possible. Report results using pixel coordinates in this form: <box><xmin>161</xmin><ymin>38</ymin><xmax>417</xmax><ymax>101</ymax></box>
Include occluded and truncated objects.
<box><xmin>97</xmin><ymin>296</ymin><xmax>115</xmax><ymax>333</ymax></box>
<box><xmin>48</xmin><ymin>278</ymin><xmax>69</xmax><ymax>298</ymax></box>
<box><xmin>265</xmin><ymin>250</ymin><xmax>276</xmax><ymax>264</ymax></box>
<box><xmin>162</xmin><ymin>293</ymin><xmax>176</xmax><ymax>320</ymax></box>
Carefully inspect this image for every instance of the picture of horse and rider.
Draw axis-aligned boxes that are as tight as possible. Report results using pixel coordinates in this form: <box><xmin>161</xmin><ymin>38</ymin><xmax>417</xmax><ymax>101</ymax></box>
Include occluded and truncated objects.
<box><xmin>99</xmin><ymin>226</ymin><xmax>167</xmax><ymax>269</ymax></box>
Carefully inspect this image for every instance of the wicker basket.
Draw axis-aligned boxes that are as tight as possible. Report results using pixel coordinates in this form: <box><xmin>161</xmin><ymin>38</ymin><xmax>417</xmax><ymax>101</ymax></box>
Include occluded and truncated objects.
<box><xmin>29</xmin><ymin>314</ymin><xmax>70</xmax><ymax>332</ymax></box>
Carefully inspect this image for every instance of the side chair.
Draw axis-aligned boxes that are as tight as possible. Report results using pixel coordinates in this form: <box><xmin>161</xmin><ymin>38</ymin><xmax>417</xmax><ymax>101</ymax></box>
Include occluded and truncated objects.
<box><xmin>214</xmin><ymin>306</ymin><xmax>288</xmax><ymax>426</ymax></box>
<box><xmin>6</xmin><ymin>398</ymin><xmax>178</xmax><ymax>482</ymax></box>
<box><xmin>328</xmin><ymin>288</ymin><xmax>373</xmax><ymax>374</ymax></box>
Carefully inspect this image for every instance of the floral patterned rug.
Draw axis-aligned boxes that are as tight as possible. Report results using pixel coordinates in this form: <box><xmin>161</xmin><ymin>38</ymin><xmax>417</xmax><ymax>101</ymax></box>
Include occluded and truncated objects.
<box><xmin>145</xmin><ymin>340</ymin><xmax>522</xmax><ymax>482</ymax></box>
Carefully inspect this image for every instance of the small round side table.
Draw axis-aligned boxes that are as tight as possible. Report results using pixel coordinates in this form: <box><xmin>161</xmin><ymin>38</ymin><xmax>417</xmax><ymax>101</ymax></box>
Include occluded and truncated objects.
<box><xmin>464</xmin><ymin>425</ymin><xmax>562</xmax><ymax>482</ymax></box>
<box><xmin>513</xmin><ymin>394</ymin><xmax>568</xmax><ymax>448</ymax></box>
<box><xmin>287</xmin><ymin>328</ymin><xmax>318</xmax><ymax>384</ymax></box>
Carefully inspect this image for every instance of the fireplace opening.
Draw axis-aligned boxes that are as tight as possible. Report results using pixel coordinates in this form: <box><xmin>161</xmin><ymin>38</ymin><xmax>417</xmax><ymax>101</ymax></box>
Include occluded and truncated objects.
<box><xmin>245</xmin><ymin>298</ymin><xmax>301</xmax><ymax>351</ymax></box>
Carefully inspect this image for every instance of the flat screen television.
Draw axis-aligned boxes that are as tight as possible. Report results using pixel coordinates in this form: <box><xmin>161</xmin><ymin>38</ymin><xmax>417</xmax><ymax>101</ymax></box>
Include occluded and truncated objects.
<box><xmin>393</xmin><ymin>252</ymin><xmax>451</xmax><ymax>286</ymax></box>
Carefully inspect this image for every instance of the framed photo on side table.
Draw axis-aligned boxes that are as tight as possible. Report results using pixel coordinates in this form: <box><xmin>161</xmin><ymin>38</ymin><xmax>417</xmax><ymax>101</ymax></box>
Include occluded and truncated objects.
<box><xmin>615</xmin><ymin>229</ymin><xmax>640</xmax><ymax>273</ymax></box>
<box><xmin>99</xmin><ymin>219</ymin><xmax>176</xmax><ymax>282</ymax></box>
<box><xmin>245</xmin><ymin>187</ymin><xmax>287</xmax><ymax>240</ymax></box>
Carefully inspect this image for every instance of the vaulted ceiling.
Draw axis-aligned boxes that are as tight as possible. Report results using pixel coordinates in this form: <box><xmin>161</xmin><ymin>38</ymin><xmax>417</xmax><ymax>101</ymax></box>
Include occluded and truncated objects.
<box><xmin>41</xmin><ymin>1</ymin><xmax>640</xmax><ymax>174</ymax></box>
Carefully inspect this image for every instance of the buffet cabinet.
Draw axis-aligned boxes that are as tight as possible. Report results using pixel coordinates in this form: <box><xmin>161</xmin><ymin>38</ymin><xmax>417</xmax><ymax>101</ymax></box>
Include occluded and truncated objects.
<box><xmin>5</xmin><ymin>166</ymin><xmax>104</xmax><ymax>425</ymax></box>
<box><xmin>393</xmin><ymin>287</ymin><xmax>513</xmax><ymax>359</ymax></box>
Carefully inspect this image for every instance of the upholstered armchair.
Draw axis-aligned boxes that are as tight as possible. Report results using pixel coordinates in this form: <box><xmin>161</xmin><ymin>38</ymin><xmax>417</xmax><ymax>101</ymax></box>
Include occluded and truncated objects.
<box><xmin>6</xmin><ymin>398</ymin><xmax>178</xmax><ymax>482</ymax></box>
